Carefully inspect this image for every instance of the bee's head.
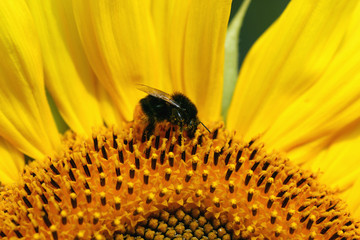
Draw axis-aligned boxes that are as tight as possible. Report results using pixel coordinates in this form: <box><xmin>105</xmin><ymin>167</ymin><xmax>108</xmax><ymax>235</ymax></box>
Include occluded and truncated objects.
<box><xmin>171</xmin><ymin>93</ymin><xmax>199</xmax><ymax>138</ymax></box>
<box><xmin>172</xmin><ymin>93</ymin><xmax>198</xmax><ymax>123</ymax></box>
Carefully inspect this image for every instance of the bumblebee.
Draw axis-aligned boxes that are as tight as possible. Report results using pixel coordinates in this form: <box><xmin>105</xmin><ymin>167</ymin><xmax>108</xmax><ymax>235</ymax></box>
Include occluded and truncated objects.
<box><xmin>134</xmin><ymin>84</ymin><xmax>210</xmax><ymax>140</ymax></box>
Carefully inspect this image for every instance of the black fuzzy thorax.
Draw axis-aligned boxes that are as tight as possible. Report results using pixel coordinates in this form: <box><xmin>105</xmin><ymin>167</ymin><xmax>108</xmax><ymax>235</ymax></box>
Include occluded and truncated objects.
<box><xmin>139</xmin><ymin>93</ymin><xmax>199</xmax><ymax>138</ymax></box>
<box><xmin>171</xmin><ymin>93</ymin><xmax>198</xmax><ymax>123</ymax></box>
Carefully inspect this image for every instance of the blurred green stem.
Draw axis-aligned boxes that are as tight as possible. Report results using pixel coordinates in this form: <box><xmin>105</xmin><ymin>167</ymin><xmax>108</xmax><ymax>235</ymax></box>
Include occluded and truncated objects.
<box><xmin>222</xmin><ymin>0</ymin><xmax>252</xmax><ymax>120</ymax></box>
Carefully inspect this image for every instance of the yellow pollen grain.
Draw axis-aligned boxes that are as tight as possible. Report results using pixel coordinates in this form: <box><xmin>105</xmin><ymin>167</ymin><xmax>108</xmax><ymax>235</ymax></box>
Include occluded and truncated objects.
<box><xmin>214</xmin><ymin>146</ymin><xmax>221</xmax><ymax>153</ymax></box>
<box><xmin>50</xmin><ymin>225</ymin><xmax>56</xmax><ymax>232</ymax></box>
<box><xmin>228</xmin><ymin>163</ymin><xmax>235</xmax><ymax>171</ymax></box>
<box><xmin>275</xmin><ymin>226</ymin><xmax>283</xmax><ymax>235</ymax></box>
<box><xmin>113</xmin><ymin>218</ymin><xmax>121</xmax><ymax>226</ymax></box>
<box><xmin>147</xmin><ymin>193</ymin><xmax>155</xmax><ymax>202</ymax></box>
<box><xmin>288</xmin><ymin>209</ymin><xmax>295</xmax><ymax>215</ymax></box>
<box><xmin>60</xmin><ymin>210</ymin><xmax>66</xmax><ymax>217</ymax></box>
<box><xmin>195</xmin><ymin>189</ymin><xmax>203</xmax><ymax>197</ymax></box>
<box><xmin>117</xmin><ymin>176</ymin><xmax>123</xmax><ymax>182</ymax></box>
<box><xmin>77</xmin><ymin>230</ymin><xmax>85</xmax><ymax>238</ymax></box>
<box><xmin>251</xmin><ymin>204</ymin><xmax>258</xmax><ymax>211</ymax></box>
<box><xmin>0</xmin><ymin>122</ymin><xmax>359</xmax><ymax>239</ymax></box>
<box><xmin>203</xmin><ymin>169</ymin><xmax>209</xmax><ymax>177</ymax></box>
<box><xmin>165</xmin><ymin>168</ymin><xmax>172</xmax><ymax>174</ymax></box>
<box><xmin>70</xmin><ymin>192</ymin><xmax>77</xmax><ymax>199</ymax></box>
<box><xmin>175</xmin><ymin>185</ymin><xmax>183</xmax><ymax>194</ymax></box>
<box><xmin>271</xmin><ymin>210</ymin><xmax>277</xmax><ymax>217</ymax></box>
<box><xmin>247</xmin><ymin>225</ymin><xmax>255</xmax><ymax>233</ymax></box>
<box><xmin>85</xmin><ymin>189</ymin><xmax>91</xmax><ymax>196</ymax></box>
<box><xmin>160</xmin><ymin>188</ymin><xmax>168</xmax><ymax>195</ymax></box>
<box><xmin>33</xmin><ymin>233</ymin><xmax>41</xmax><ymax>240</ymax></box>
<box><xmin>136</xmin><ymin>207</ymin><xmax>144</xmax><ymax>214</ymax></box>
<box><xmin>230</xmin><ymin>199</ymin><xmax>237</xmax><ymax>206</ymax></box>
<box><xmin>211</xmin><ymin>182</ymin><xmax>218</xmax><ymax>189</ymax></box>
<box><xmin>94</xmin><ymin>233</ymin><xmax>103</xmax><ymax>240</ymax></box>
<box><xmin>130</xmin><ymin>164</ymin><xmax>136</xmax><ymax>171</ymax></box>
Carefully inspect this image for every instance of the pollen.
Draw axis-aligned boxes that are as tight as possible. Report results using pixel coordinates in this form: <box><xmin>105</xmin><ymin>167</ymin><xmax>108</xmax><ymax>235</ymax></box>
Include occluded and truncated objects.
<box><xmin>0</xmin><ymin>122</ymin><xmax>360</xmax><ymax>239</ymax></box>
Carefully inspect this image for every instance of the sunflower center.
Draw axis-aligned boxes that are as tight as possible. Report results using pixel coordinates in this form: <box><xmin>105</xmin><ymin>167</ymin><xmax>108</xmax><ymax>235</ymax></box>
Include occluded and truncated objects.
<box><xmin>119</xmin><ymin>207</ymin><xmax>232</xmax><ymax>240</ymax></box>
<box><xmin>0</xmin><ymin>122</ymin><xmax>359</xmax><ymax>239</ymax></box>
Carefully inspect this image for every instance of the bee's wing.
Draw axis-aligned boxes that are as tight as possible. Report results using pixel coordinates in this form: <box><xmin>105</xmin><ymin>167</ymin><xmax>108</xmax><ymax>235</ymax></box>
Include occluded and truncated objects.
<box><xmin>136</xmin><ymin>84</ymin><xmax>181</xmax><ymax>108</ymax></box>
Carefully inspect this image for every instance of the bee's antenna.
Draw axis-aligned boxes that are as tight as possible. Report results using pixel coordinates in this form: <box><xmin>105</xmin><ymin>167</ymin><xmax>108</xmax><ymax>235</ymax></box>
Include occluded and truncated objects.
<box><xmin>200</xmin><ymin>121</ymin><xmax>211</xmax><ymax>133</ymax></box>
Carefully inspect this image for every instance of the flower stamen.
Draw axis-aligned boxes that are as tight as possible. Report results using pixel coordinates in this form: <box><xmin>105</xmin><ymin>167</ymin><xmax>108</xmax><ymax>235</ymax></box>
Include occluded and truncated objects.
<box><xmin>0</xmin><ymin>122</ymin><xmax>359</xmax><ymax>239</ymax></box>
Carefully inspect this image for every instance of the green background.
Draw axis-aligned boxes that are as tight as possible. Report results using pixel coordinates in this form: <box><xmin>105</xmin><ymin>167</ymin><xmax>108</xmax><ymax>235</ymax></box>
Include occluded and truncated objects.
<box><xmin>230</xmin><ymin>0</ymin><xmax>290</xmax><ymax>69</ymax></box>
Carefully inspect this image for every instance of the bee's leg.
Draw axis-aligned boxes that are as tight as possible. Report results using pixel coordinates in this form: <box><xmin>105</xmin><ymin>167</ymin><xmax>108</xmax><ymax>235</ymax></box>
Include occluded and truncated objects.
<box><xmin>180</xmin><ymin>122</ymin><xmax>184</xmax><ymax>134</ymax></box>
<box><xmin>187</xmin><ymin>129</ymin><xmax>195</xmax><ymax>139</ymax></box>
<box><xmin>178</xmin><ymin>122</ymin><xmax>184</xmax><ymax>144</ymax></box>
<box><xmin>142</xmin><ymin>117</ymin><xmax>156</xmax><ymax>141</ymax></box>
<box><xmin>176</xmin><ymin>122</ymin><xmax>183</xmax><ymax>146</ymax></box>
<box><xmin>186</xmin><ymin>118</ymin><xmax>199</xmax><ymax>139</ymax></box>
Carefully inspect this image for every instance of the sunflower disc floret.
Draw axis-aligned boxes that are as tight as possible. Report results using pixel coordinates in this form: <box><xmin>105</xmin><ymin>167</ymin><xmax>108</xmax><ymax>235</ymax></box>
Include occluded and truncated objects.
<box><xmin>0</xmin><ymin>122</ymin><xmax>359</xmax><ymax>239</ymax></box>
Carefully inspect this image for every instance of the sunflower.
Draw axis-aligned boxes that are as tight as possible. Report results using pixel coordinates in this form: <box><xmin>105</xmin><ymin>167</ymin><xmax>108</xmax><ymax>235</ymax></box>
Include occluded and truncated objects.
<box><xmin>1</xmin><ymin>0</ymin><xmax>360</xmax><ymax>239</ymax></box>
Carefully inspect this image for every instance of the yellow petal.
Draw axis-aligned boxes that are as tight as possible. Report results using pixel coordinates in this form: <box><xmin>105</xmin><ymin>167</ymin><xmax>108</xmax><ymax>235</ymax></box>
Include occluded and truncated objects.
<box><xmin>96</xmin><ymin>82</ymin><xmax>123</xmax><ymax>126</ymax></box>
<box><xmin>151</xmin><ymin>0</ymin><xmax>232</xmax><ymax>121</ymax></box>
<box><xmin>227</xmin><ymin>0</ymin><xmax>360</xmax><ymax>213</ymax></box>
<box><xmin>300</xmin><ymin>122</ymin><xmax>360</xmax><ymax>190</ymax></box>
<box><xmin>0</xmin><ymin>137</ymin><xmax>24</xmax><ymax>184</ymax></box>
<box><xmin>73</xmin><ymin>0</ymin><xmax>162</xmax><ymax>121</ymax></box>
<box><xmin>0</xmin><ymin>1</ymin><xmax>60</xmax><ymax>159</ymax></box>
<box><xmin>289</xmin><ymin>121</ymin><xmax>360</xmax><ymax>217</ymax></box>
<box><xmin>227</xmin><ymin>0</ymin><xmax>359</xmax><ymax>140</ymax></box>
<box><xmin>262</xmin><ymin>0</ymin><xmax>360</xmax><ymax>153</ymax></box>
<box><xmin>291</xmin><ymin>124</ymin><xmax>360</xmax><ymax>215</ymax></box>
<box><xmin>73</xmin><ymin>1</ymin><xmax>231</xmax><ymax>122</ymax></box>
<box><xmin>263</xmin><ymin>61</ymin><xmax>360</xmax><ymax>154</ymax></box>
<box><xmin>27</xmin><ymin>0</ymin><xmax>103</xmax><ymax>135</ymax></box>
<box><xmin>344</xmin><ymin>177</ymin><xmax>360</xmax><ymax>218</ymax></box>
